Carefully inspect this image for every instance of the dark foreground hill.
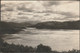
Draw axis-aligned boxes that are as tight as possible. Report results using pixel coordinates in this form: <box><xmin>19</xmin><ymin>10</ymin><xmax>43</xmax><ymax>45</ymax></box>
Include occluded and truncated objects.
<box><xmin>33</xmin><ymin>20</ymin><xmax>80</xmax><ymax>30</ymax></box>
<box><xmin>0</xmin><ymin>38</ymin><xmax>80</xmax><ymax>53</ymax></box>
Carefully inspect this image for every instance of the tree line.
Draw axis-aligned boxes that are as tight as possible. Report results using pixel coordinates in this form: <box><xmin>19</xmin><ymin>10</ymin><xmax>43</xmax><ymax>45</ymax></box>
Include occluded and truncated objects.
<box><xmin>0</xmin><ymin>38</ymin><xmax>80</xmax><ymax>53</ymax></box>
<box><xmin>33</xmin><ymin>20</ymin><xmax>80</xmax><ymax>30</ymax></box>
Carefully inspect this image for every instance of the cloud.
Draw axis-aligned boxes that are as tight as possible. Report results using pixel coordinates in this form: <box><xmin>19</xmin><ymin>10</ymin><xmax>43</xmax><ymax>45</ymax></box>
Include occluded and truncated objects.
<box><xmin>17</xmin><ymin>6</ymin><xmax>34</xmax><ymax>12</ymax></box>
<box><xmin>1</xmin><ymin>1</ymin><xmax>79</xmax><ymax>22</ymax></box>
<box><xmin>1</xmin><ymin>4</ymin><xmax>6</xmax><ymax>7</ymax></box>
<box><xmin>41</xmin><ymin>1</ymin><xmax>60</xmax><ymax>7</ymax></box>
<box><xmin>1</xmin><ymin>3</ymin><xmax>16</xmax><ymax>12</ymax></box>
<box><xmin>34</xmin><ymin>10</ymin><xmax>79</xmax><ymax>20</ymax></box>
<box><xmin>51</xmin><ymin>1</ymin><xmax>79</xmax><ymax>15</ymax></box>
<box><xmin>56</xmin><ymin>12</ymin><xmax>79</xmax><ymax>18</ymax></box>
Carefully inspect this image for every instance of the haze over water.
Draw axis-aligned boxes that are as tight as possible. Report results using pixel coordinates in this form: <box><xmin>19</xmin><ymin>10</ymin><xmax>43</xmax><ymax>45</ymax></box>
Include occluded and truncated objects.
<box><xmin>3</xmin><ymin>28</ymin><xmax>79</xmax><ymax>51</ymax></box>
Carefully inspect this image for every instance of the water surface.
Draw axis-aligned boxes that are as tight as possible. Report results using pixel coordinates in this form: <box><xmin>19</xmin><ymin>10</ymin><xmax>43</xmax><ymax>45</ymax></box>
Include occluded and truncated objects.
<box><xmin>3</xmin><ymin>28</ymin><xmax>79</xmax><ymax>51</ymax></box>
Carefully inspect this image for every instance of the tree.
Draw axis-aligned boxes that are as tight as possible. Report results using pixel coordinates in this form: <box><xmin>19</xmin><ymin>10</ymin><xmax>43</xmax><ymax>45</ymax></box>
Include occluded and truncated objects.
<box><xmin>36</xmin><ymin>44</ymin><xmax>52</xmax><ymax>53</ymax></box>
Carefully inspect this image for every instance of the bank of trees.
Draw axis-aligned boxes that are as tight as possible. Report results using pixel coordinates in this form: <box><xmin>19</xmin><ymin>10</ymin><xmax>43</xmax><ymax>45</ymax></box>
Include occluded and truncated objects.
<box><xmin>0</xmin><ymin>38</ymin><xmax>80</xmax><ymax>53</ymax></box>
<box><xmin>34</xmin><ymin>20</ymin><xmax>80</xmax><ymax>30</ymax></box>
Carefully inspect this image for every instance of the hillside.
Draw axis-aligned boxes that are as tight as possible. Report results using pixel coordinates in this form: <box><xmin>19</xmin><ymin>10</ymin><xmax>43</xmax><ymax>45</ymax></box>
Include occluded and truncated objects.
<box><xmin>0</xmin><ymin>20</ymin><xmax>80</xmax><ymax>34</ymax></box>
<box><xmin>0</xmin><ymin>38</ymin><xmax>80</xmax><ymax>53</ymax></box>
<box><xmin>33</xmin><ymin>20</ymin><xmax>80</xmax><ymax>30</ymax></box>
<box><xmin>0</xmin><ymin>21</ymin><xmax>26</xmax><ymax>34</ymax></box>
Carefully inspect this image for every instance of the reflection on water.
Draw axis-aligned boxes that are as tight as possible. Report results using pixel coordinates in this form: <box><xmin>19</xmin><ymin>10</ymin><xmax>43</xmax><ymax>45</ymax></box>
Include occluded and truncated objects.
<box><xmin>3</xmin><ymin>28</ymin><xmax>79</xmax><ymax>51</ymax></box>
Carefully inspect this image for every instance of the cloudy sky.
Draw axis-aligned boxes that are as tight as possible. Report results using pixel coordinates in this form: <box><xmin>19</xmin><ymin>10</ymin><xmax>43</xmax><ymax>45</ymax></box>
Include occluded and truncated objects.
<box><xmin>1</xmin><ymin>0</ymin><xmax>79</xmax><ymax>23</ymax></box>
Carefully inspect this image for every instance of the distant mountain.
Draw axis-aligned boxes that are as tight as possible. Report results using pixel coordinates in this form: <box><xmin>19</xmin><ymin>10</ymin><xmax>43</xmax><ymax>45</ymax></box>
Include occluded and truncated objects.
<box><xmin>33</xmin><ymin>20</ymin><xmax>80</xmax><ymax>30</ymax></box>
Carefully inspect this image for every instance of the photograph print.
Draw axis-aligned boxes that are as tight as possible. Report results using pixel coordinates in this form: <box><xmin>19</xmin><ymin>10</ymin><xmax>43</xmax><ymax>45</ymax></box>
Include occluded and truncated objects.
<box><xmin>0</xmin><ymin>0</ymin><xmax>80</xmax><ymax>53</ymax></box>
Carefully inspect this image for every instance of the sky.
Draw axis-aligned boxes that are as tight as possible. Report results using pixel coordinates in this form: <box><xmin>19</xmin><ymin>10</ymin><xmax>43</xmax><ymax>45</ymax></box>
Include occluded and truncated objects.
<box><xmin>1</xmin><ymin>0</ymin><xmax>79</xmax><ymax>23</ymax></box>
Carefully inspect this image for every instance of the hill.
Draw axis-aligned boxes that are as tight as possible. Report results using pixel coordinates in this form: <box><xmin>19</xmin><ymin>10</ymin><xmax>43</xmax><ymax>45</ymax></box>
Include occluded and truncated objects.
<box><xmin>33</xmin><ymin>20</ymin><xmax>80</xmax><ymax>30</ymax></box>
<box><xmin>0</xmin><ymin>21</ymin><xmax>26</xmax><ymax>34</ymax></box>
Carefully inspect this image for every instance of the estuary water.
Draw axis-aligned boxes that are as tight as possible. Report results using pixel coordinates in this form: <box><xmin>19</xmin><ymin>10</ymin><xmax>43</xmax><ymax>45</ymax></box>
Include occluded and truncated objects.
<box><xmin>3</xmin><ymin>28</ymin><xmax>79</xmax><ymax>51</ymax></box>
